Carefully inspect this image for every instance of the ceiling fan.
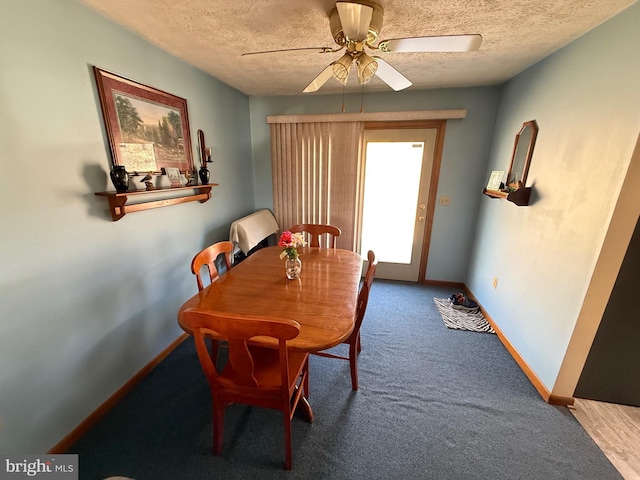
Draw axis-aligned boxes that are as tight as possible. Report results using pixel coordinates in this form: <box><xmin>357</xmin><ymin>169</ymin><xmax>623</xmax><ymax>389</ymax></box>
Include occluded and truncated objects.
<box><xmin>242</xmin><ymin>0</ymin><xmax>482</xmax><ymax>93</ymax></box>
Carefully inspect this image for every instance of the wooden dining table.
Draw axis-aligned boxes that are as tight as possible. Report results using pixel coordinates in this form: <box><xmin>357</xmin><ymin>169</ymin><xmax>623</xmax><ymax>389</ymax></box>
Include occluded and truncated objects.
<box><xmin>178</xmin><ymin>246</ymin><xmax>362</xmax><ymax>421</ymax></box>
<box><xmin>177</xmin><ymin>246</ymin><xmax>363</xmax><ymax>352</ymax></box>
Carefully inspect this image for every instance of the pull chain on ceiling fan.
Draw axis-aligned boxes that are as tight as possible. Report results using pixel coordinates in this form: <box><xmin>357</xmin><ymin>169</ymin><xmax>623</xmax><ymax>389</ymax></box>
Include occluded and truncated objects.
<box><xmin>242</xmin><ymin>1</ymin><xmax>482</xmax><ymax>93</ymax></box>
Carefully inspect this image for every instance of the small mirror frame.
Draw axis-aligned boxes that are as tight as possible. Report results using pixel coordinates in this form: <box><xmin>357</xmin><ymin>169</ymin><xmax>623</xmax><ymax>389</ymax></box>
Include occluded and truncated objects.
<box><xmin>506</xmin><ymin>120</ymin><xmax>538</xmax><ymax>189</ymax></box>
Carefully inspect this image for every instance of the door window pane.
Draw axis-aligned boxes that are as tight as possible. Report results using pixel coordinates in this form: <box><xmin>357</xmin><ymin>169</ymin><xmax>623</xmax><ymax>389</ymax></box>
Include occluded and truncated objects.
<box><xmin>361</xmin><ymin>142</ymin><xmax>424</xmax><ymax>264</ymax></box>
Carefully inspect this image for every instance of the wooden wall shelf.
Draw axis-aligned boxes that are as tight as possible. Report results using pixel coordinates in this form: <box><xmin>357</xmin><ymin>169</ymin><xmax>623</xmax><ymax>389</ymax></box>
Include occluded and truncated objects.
<box><xmin>483</xmin><ymin>187</ymin><xmax>532</xmax><ymax>206</ymax></box>
<box><xmin>95</xmin><ymin>184</ymin><xmax>217</xmax><ymax>221</ymax></box>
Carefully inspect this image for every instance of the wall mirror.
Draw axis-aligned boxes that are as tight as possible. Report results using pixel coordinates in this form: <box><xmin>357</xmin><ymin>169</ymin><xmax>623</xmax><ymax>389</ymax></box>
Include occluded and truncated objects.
<box><xmin>506</xmin><ymin>120</ymin><xmax>538</xmax><ymax>189</ymax></box>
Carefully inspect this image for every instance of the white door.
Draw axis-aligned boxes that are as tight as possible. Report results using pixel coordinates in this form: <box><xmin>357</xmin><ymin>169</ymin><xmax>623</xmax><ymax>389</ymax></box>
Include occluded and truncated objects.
<box><xmin>360</xmin><ymin>129</ymin><xmax>437</xmax><ymax>281</ymax></box>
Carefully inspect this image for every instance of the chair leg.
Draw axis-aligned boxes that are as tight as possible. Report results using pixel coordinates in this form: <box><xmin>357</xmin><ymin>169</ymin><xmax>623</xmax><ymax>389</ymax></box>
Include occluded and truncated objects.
<box><xmin>349</xmin><ymin>341</ymin><xmax>359</xmax><ymax>391</ymax></box>
<box><xmin>283</xmin><ymin>409</ymin><xmax>293</xmax><ymax>470</ymax></box>
<box><xmin>357</xmin><ymin>332</ymin><xmax>362</xmax><ymax>353</ymax></box>
<box><xmin>213</xmin><ymin>401</ymin><xmax>224</xmax><ymax>455</ymax></box>
<box><xmin>300</xmin><ymin>360</ymin><xmax>314</xmax><ymax>423</ymax></box>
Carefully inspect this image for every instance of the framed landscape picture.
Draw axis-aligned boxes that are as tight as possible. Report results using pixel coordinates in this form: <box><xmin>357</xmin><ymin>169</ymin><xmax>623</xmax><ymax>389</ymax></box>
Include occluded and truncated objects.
<box><xmin>94</xmin><ymin>67</ymin><xmax>194</xmax><ymax>175</ymax></box>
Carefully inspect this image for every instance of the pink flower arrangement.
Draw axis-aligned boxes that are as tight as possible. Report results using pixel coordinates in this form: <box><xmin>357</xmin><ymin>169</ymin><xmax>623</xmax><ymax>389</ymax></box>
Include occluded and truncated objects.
<box><xmin>278</xmin><ymin>230</ymin><xmax>306</xmax><ymax>259</ymax></box>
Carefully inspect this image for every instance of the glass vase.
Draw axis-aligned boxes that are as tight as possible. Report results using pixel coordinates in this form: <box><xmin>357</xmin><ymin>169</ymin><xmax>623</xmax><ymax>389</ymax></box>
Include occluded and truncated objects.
<box><xmin>285</xmin><ymin>256</ymin><xmax>302</xmax><ymax>280</ymax></box>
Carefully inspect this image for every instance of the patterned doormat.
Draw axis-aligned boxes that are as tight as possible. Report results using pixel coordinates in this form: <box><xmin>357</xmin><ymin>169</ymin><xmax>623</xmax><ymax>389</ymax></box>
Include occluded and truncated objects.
<box><xmin>433</xmin><ymin>297</ymin><xmax>495</xmax><ymax>334</ymax></box>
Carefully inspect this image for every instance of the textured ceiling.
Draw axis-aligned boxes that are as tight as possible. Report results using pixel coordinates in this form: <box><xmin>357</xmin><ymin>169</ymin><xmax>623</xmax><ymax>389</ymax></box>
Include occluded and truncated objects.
<box><xmin>77</xmin><ymin>0</ymin><xmax>635</xmax><ymax>97</ymax></box>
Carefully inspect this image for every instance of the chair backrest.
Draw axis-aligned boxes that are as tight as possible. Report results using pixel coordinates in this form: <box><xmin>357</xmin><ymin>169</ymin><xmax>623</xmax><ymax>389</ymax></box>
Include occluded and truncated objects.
<box><xmin>181</xmin><ymin>308</ymin><xmax>301</xmax><ymax>390</ymax></box>
<box><xmin>190</xmin><ymin>241</ymin><xmax>234</xmax><ymax>291</ymax></box>
<box><xmin>289</xmin><ymin>223</ymin><xmax>341</xmax><ymax>248</ymax></box>
<box><xmin>354</xmin><ymin>250</ymin><xmax>378</xmax><ymax>334</ymax></box>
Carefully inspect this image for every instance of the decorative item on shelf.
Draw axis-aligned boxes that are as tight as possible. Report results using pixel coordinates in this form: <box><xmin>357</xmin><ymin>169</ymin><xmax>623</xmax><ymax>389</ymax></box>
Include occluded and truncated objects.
<box><xmin>486</xmin><ymin>170</ymin><xmax>505</xmax><ymax>191</ymax></box>
<box><xmin>278</xmin><ymin>230</ymin><xmax>306</xmax><ymax>280</ymax></box>
<box><xmin>184</xmin><ymin>169</ymin><xmax>195</xmax><ymax>186</ymax></box>
<box><xmin>165</xmin><ymin>167</ymin><xmax>182</xmax><ymax>187</ymax></box>
<box><xmin>139</xmin><ymin>171</ymin><xmax>155</xmax><ymax>190</ymax></box>
<box><xmin>199</xmin><ymin>163</ymin><xmax>210</xmax><ymax>185</ymax></box>
<box><xmin>197</xmin><ymin>129</ymin><xmax>213</xmax><ymax>185</ymax></box>
<box><xmin>110</xmin><ymin>165</ymin><xmax>129</xmax><ymax>193</ymax></box>
<box><xmin>506</xmin><ymin>120</ymin><xmax>538</xmax><ymax>189</ymax></box>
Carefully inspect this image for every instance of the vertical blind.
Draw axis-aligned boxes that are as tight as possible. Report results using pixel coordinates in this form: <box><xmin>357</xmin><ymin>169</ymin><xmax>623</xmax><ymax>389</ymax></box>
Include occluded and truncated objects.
<box><xmin>270</xmin><ymin>121</ymin><xmax>365</xmax><ymax>251</ymax></box>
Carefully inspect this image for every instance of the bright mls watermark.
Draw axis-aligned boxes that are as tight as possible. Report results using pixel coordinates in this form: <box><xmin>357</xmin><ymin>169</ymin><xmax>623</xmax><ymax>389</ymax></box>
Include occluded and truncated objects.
<box><xmin>0</xmin><ymin>455</ymin><xmax>78</xmax><ymax>479</ymax></box>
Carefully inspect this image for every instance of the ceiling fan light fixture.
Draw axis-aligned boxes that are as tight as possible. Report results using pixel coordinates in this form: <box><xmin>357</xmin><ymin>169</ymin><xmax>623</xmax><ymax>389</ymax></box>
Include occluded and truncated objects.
<box><xmin>357</xmin><ymin>53</ymin><xmax>378</xmax><ymax>84</ymax></box>
<box><xmin>330</xmin><ymin>1</ymin><xmax>384</xmax><ymax>46</ymax></box>
<box><xmin>332</xmin><ymin>53</ymin><xmax>353</xmax><ymax>85</ymax></box>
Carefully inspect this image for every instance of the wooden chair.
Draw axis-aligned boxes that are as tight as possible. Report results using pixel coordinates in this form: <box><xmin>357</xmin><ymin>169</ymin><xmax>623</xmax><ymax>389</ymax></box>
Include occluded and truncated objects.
<box><xmin>288</xmin><ymin>223</ymin><xmax>341</xmax><ymax>248</ymax></box>
<box><xmin>181</xmin><ymin>308</ymin><xmax>312</xmax><ymax>470</ymax></box>
<box><xmin>313</xmin><ymin>250</ymin><xmax>378</xmax><ymax>390</ymax></box>
<box><xmin>190</xmin><ymin>241</ymin><xmax>235</xmax><ymax>361</ymax></box>
<box><xmin>190</xmin><ymin>241</ymin><xmax>234</xmax><ymax>291</ymax></box>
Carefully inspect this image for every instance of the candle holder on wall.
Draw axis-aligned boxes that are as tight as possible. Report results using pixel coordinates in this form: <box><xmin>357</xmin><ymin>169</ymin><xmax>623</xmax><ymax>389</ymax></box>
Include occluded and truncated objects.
<box><xmin>198</xmin><ymin>129</ymin><xmax>212</xmax><ymax>185</ymax></box>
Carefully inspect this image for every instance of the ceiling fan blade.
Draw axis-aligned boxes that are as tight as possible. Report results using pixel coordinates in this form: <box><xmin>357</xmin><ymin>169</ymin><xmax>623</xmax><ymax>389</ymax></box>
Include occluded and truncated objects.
<box><xmin>378</xmin><ymin>34</ymin><xmax>482</xmax><ymax>53</ymax></box>
<box><xmin>336</xmin><ymin>1</ymin><xmax>373</xmax><ymax>41</ymax></box>
<box><xmin>242</xmin><ymin>46</ymin><xmax>337</xmax><ymax>56</ymax></box>
<box><xmin>303</xmin><ymin>64</ymin><xmax>335</xmax><ymax>93</ymax></box>
<box><xmin>372</xmin><ymin>57</ymin><xmax>412</xmax><ymax>91</ymax></box>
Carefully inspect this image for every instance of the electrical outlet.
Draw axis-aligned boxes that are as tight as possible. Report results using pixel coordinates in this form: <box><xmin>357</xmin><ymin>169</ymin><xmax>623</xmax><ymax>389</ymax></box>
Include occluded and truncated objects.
<box><xmin>492</xmin><ymin>277</ymin><xmax>498</xmax><ymax>289</ymax></box>
<box><xmin>439</xmin><ymin>196</ymin><xmax>450</xmax><ymax>206</ymax></box>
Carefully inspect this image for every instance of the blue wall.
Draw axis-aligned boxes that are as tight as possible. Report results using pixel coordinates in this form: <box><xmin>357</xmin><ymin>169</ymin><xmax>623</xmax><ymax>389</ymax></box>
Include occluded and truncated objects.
<box><xmin>0</xmin><ymin>0</ymin><xmax>254</xmax><ymax>452</ymax></box>
<box><xmin>467</xmin><ymin>2</ymin><xmax>640</xmax><ymax>391</ymax></box>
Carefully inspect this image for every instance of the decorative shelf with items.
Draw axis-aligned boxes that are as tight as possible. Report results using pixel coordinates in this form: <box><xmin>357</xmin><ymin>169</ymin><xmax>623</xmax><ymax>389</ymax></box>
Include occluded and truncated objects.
<box><xmin>482</xmin><ymin>185</ymin><xmax>532</xmax><ymax>206</ymax></box>
<box><xmin>95</xmin><ymin>184</ymin><xmax>216</xmax><ymax>222</ymax></box>
<box><xmin>482</xmin><ymin>120</ymin><xmax>538</xmax><ymax>207</ymax></box>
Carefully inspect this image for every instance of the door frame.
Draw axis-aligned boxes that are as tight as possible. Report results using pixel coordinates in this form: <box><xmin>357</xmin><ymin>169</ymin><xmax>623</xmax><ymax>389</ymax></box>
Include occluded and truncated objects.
<box><xmin>363</xmin><ymin>120</ymin><xmax>447</xmax><ymax>283</ymax></box>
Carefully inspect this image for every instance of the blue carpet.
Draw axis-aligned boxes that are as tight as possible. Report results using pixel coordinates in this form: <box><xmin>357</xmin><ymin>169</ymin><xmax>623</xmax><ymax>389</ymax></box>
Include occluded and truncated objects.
<box><xmin>70</xmin><ymin>280</ymin><xmax>621</xmax><ymax>479</ymax></box>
